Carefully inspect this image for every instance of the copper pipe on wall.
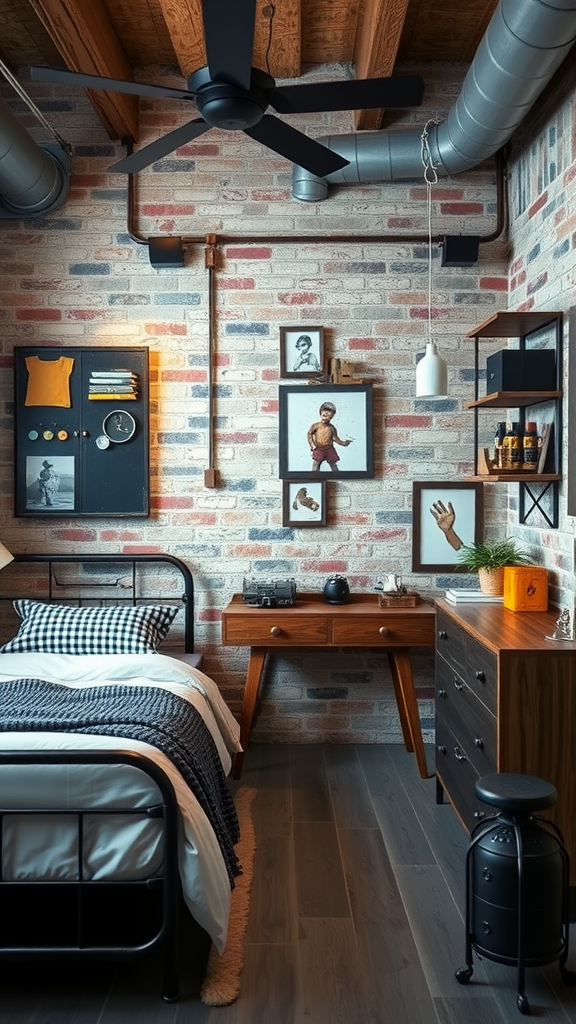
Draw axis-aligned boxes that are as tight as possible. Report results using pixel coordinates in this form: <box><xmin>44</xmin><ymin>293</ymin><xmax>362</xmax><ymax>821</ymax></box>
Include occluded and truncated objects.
<box><xmin>127</xmin><ymin>148</ymin><xmax>506</xmax><ymax>249</ymax></box>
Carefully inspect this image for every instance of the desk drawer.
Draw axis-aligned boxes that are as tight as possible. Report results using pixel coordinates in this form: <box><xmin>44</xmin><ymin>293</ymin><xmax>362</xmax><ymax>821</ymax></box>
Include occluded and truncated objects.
<box><xmin>436</xmin><ymin>609</ymin><xmax>497</xmax><ymax>712</ymax></box>
<box><xmin>332</xmin><ymin>616</ymin><xmax>435</xmax><ymax>647</ymax></box>
<box><xmin>436</xmin><ymin>717</ymin><xmax>489</xmax><ymax>831</ymax></box>
<box><xmin>436</xmin><ymin>655</ymin><xmax>496</xmax><ymax>777</ymax></box>
<box><xmin>222</xmin><ymin>614</ymin><xmax>329</xmax><ymax>646</ymax></box>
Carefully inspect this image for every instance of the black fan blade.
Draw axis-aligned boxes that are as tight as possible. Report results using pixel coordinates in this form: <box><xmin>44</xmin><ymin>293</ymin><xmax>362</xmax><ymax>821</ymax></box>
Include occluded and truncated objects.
<box><xmin>244</xmin><ymin>115</ymin><xmax>349</xmax><ymax>178</ymax></box>
<box><xmin>201</xmin><ymin>0</ymin><xmax>255</xmax><ymax>91</ymax></box>
<box><xmin>109</xmin><ymin>119</ymin><xmax>210</xmax><ymax>174</ymax></box>
<box><xmin>269</xmin><ymin>75</ymin><xmax>425</xmax><ymax>114</ymax></box>
<box><xmin>30</xmin><ymin>66</ymin><xmax>194</xmax><ymax>101</ymax></box>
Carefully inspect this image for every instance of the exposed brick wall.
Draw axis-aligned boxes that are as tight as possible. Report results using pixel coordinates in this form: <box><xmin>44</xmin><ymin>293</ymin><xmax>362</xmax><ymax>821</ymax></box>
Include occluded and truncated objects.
<box><xmin>0</xmin><ymin>60</ymin><xmax>574</xmax><ymax>744</ymax></box>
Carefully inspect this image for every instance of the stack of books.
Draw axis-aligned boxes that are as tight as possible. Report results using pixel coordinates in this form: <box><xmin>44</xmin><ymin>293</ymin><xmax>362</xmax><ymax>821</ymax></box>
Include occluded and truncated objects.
<box><xmin>445</xmin><ymin>588</ymin><xmax>504</xmax><ymax>605</ymax></box>
<box><xmin>88</xmin><ymin>369</ymin><xmax>139</xmax><ymax>400</ymax></box>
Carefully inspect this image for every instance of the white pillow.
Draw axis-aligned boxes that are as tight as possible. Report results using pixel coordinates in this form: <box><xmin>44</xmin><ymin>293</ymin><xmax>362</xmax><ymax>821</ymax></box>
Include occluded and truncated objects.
<box><xmin>0</xmin><ymin>600</ymin><xmax>178</xmax><ymax>655</ymax></box>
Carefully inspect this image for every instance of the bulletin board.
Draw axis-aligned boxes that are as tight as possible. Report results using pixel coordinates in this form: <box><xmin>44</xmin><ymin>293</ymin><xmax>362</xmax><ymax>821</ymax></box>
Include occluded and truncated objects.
<box><xmin>14</xmin><ymin>347</ymin><xmax>149</xmax><ymax>517</ymax></box>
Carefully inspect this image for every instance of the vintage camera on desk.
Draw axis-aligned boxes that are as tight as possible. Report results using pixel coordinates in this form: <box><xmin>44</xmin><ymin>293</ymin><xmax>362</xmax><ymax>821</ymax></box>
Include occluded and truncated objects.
<box><xmin>242</xmin><ymin>578</ymin><xmax>297</xmax><ymax>608</ymax></box>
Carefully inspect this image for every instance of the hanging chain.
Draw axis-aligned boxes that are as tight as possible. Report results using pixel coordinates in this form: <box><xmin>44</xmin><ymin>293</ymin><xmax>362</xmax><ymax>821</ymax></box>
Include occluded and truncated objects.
<box><xmin>420</xmin><ymin>118</ymin><xmax>442</xmax><ymax>346</ymax></box>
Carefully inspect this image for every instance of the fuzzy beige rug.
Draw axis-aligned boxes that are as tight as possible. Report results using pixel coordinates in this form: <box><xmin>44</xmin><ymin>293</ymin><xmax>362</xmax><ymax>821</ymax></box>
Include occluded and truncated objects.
<box><xmin>200</xmin><ymin>785</ymin><xmax>256</xmax><ymax>1006</ymax></box>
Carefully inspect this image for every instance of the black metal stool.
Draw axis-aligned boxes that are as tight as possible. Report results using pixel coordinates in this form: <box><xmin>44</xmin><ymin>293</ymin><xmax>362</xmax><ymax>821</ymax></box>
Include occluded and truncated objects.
<box><xmin>455</xmin><ymin>772</ymin><xmax>576</xmax><ymax>1014</ymax></box>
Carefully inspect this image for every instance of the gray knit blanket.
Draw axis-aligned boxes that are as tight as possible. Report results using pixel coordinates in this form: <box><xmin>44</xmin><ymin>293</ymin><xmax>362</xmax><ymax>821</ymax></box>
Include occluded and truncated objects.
<box><xmin>0</xmin><ymin>678</ymin><xmax>240</xmax><ymax>884</ymax></box>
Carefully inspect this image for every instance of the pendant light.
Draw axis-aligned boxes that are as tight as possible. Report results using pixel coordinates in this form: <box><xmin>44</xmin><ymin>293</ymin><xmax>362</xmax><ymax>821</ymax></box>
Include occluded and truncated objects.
<box><xmin>416</xmin><ymin>120</ymin><xmax>448</xmax><ymax>399</ymax></box>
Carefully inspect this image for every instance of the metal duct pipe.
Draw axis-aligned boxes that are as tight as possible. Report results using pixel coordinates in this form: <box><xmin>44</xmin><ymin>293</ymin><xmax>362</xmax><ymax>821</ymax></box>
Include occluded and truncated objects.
<box><xmin>293</xmin><ymin>0</ymin><xmax>576</xmax><ymax>201</ymax></box>
<box><xmin>0</xmin><ymin>95</ymin><xmax>70</xmax><ymax>217</ymax></box>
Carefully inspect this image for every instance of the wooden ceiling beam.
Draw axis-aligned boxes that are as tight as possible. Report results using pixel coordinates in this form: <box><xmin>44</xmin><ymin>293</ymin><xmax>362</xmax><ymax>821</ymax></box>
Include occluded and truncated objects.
<box><xmin>157</xmin><ymin>0</ymin><xmax>205</xmax><ymax>77</ymax></box>
<box><xmin>159</xmin><ymin>0</ymin><xmax>302</xmax><ymax>81</ymax></box>
<box><xmin>353</xmin><ymin>0</ymin><xmax>410</xmax><ymax>130</ymax></box>
<box><xmin>253</xmin><ymin>0</ymin><xmax>301</xmax><ymax>79</ymax></box>
<box><xmin>28</xmin><ymin>0</ymin><xmax>139</xmax><ymax>139</ymax></box>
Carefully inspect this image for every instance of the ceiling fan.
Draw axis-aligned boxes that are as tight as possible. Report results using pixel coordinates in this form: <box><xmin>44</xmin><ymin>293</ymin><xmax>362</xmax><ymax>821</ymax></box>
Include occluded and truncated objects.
<box><xmin>31</xmin><ymin>0</ymin><xmax>424</xmax><ymax>179</ymax></box>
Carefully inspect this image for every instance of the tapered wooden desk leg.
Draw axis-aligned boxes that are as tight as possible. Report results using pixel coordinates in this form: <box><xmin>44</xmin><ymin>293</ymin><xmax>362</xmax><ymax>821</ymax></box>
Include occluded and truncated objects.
<box><xmin>387</xmin><ymin>650</ymin><xmax>429</xmax><ymax>779</ymax></box>
<box><xmin>232</xmin><ymin>646</ymin><xmax>267</xmax><ymax>780</ymax></box>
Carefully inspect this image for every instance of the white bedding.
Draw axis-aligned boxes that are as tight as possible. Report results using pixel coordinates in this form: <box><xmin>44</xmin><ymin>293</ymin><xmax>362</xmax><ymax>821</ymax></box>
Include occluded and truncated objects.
<box><xmin>0</xmin><ymin>652</ymin><xmax>242</xmax><ymax>953</ymax></box>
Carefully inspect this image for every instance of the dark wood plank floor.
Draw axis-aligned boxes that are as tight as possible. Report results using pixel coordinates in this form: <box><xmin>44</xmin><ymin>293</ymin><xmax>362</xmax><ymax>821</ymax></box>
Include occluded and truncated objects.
<box><xmin>2</xmin><ymin>743</ymin><xmax>576</xmax><ymax>1023</ymax></box>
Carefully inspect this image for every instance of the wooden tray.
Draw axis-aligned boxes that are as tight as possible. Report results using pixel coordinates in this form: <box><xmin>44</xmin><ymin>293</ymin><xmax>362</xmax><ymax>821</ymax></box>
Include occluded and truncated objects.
<box><xmin>378</xmin><ymin>592</ymin><xmax>421</xmax><ymax>607</ymax></box>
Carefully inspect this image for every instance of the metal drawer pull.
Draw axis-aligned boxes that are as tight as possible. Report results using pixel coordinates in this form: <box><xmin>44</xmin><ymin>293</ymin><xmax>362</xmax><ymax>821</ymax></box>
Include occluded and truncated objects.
<box><xmin>453</xmin><ymin>746</ymin><xmax>467</xmax><ymax>762</ymax></box>
<box><xmin>473</xmin><ymin>810</ymin><xmax>486</xmax><ymax>820</ymax></box>
<box><xmin>453</xmin><ymin>676</ymin><xmax>464</xmax><ymax>691</ymax></box>
<box><xmin>270</xmin><ymin>626</ymin><xmax>282</xmax><ymax>637</ymax></box>
<box><xmin>438</xmin><ymin>630</ymin><xmax>447</xmax><ymax>639</ymax></box>
<box><xmin>437</xmin><ymin>745</ymin><xmax>447</xmax><ymax>755</ymax></box>
<box><xmin>438</xmin><ymin>688</ymin><xmax>447</xmax><ymax>699</ymax></box>
<box><xmin>379</xmin><ymin>626</ymin><xmax>390</xmax><ymax>636</ymax></box>
<box><xmin>475</xmin><ymin>670</ymin><xmax>485</xmax><ymax>681</ymax></box>
<box><xmin>475</xmin><ymin>737</ymin><xmax>484</xmax><ymax>750</ymax></box>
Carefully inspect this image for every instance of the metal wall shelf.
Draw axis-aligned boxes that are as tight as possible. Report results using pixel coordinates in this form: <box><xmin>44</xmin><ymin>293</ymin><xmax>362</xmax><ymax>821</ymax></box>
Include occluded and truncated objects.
<box><xmin>465</xmin><ymin>311</ymin><xmax>563</xmax><ymax>528</ymax></box>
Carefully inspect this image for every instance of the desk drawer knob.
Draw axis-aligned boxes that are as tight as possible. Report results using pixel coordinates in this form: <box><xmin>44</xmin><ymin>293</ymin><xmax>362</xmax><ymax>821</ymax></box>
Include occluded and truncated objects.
<box><xmin>270</xmin><ymin>626</ymin><xmax>282</xmax><ymax>638</ymax></box>
<box><xmin>475</xmin><ymin>670</ymin><xmax>485</xmax><ymax>682</ymax></box>
<box><xmin>438</xmin><ymin>630</ymin><xmax>447</xmax><ymax>640</ymax></box>
<box><xmin>379</xmin><ymin>626</ymin><xmax>390</xmax><ymax>636</ymax></box>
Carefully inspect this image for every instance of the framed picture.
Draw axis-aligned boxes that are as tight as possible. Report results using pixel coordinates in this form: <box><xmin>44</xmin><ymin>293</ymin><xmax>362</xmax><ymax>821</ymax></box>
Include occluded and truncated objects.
<box><xmin>283</xmin><ymin>480</ymin><xmax>327</xmax><ymax>527</ymax></box>
<box><xmin>25</xmin><ymin>454</ymin><xmax>75</xmax><ymax>512</ymax></box>
<box><xmin>412</xmin><ymin>481</ymin><xmax>484</xmax><ymax>572</ymax></box>
<box><xmin>280</xmin><ymin>326</ymin><xmax>325</xmax><ymax>378</ymax></box>
<box><xmin>279</xmin><ymin>384</ymin><xmax>373</xmax><ymax>480</ymax></box>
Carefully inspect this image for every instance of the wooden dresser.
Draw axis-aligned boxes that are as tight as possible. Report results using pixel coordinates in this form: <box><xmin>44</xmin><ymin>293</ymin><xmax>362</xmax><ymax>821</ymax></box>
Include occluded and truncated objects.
<box><xmin>435</xmin><ymin>598</ymin><xmax>576</xmax><ymax>884</ymax></box>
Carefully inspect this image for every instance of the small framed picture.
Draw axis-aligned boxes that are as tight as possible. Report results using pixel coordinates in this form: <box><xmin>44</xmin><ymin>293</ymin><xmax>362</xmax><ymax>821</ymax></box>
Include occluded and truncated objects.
<box><xmin>280</xmin><ymin>326</ymin><xmax>325</xmax><ymax>378</ymax></box>
<box><xmin>412</xmin><ymin>481</ymin><xmax>484</xmax><ymax>572</ymax></box>
<box><xmin>283</xmin><ymin>480</ymin><xmax>327</xmax><ymax>527</ymax></box>
<box><xmin>279</xmin><ymin>384</ymin><xmax>373</xmax><ymax>480</ymax></box>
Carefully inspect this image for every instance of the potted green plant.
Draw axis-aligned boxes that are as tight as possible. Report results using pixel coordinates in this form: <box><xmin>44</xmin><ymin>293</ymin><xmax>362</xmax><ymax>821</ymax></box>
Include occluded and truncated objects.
<box><xmin>457</xmin><ymin>537</ymin><xmax>532</xmax><ymax>595</ymax></box>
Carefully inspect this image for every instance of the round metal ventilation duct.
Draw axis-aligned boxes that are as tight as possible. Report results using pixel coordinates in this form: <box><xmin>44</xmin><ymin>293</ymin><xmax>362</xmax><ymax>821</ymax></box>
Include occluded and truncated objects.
<box><xmin>293</xmin><ymin>0</ymin><xmax>576</xmax><ymax>201</ymax></box>
<box><xmin>0</xmin><ymin>95</ymin><xmax>70</xmax><ymax>217</ymax></box>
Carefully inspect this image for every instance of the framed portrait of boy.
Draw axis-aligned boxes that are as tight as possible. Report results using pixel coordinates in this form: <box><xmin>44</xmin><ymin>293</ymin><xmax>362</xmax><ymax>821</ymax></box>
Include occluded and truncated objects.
<box><xmin>280</xmin><ymin>326</ymin><xmax>325</xmax><ymax>379</ymax></box>
<box><xmin>411</xmin><ymin>481</ymin><xmax>484</xmax><ymax>572</ymax></box>
<box><xmin>278</xmin><ymin>384</ymin><xmax>373</xmax><ymax>480</ymax></box>
<box><xmin>283</xmin><ymin>480</ymin><xmax>327</xmax><ymax>527</ymax></box>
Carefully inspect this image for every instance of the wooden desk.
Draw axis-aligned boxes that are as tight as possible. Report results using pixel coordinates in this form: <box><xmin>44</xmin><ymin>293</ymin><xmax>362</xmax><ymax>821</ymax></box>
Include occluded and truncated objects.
<box><xmin>221</xmin><ymin>593</ymin><xmax>436</xmax><ymax>779</ymax></box>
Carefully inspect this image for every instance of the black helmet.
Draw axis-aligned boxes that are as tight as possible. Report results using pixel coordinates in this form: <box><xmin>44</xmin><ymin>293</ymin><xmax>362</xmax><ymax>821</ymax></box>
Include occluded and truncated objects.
<box><xmin>322</xmin><ymin>575</ymin><xmax>350</xmax><ymax>604</ymax></box>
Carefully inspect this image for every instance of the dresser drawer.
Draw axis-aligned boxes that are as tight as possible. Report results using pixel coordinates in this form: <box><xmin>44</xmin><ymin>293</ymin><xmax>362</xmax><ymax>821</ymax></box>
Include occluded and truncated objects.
<box><xmin>222</xmin><ymin>613</ymin><xmax>329</xmax><ymax>646</ymax></box>
<box><xmin>435</xmin><ymin>716</ymin><xmax>490</xmax><ymax>831</ymax></box>
<box><xmin>436</xmin><ymin>609</ymin><xmax>497</xmax><ymax>712</ymax></box>
<box><xmin>332</xmin><ymin>615</ymin><xmax>435</xmax><ymax>647</ymax></box>
<box><xmin>436</xmin><ymin>655</ymin><xmax>496</xmax><ymax>777</ymax></box>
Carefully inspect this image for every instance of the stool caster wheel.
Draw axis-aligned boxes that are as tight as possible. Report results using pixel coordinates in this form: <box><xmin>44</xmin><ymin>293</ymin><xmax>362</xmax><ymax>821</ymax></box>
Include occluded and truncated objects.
<box><xmin>455</xmin><ymin>966</ymin><xmax>473</xmax><ymax>984</ymax></box>
<box><xmin>517</xmin><ymin>993</ymin><xmax>529</xmax><ymax>1014</ymax></box>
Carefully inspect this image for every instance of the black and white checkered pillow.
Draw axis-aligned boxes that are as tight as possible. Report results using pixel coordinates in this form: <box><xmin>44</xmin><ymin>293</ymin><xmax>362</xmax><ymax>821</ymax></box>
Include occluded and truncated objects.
<box><xmin>0</xmin><ymin>600</ymin><xmax>179</xmax><ymax>655</ymax></box>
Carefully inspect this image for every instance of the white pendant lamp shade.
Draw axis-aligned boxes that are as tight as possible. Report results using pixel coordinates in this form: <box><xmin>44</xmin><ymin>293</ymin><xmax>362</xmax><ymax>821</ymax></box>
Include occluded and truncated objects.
<box><xmin>0</xmin><ymin>541</ymin><xmax>14</xmax><ymax>570</ymax></box>
<box><xmin>416</xmin><ymin>341</ymin><xmax>448</xmax><ymax>398</ymax></box>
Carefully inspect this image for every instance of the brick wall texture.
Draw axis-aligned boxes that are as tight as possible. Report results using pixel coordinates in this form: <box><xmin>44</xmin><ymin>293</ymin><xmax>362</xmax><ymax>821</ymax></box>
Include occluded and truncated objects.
<box><xmin>1</xmin><ymin>60</ymin><xmax>575</xmax><ymax>744</ymax></box>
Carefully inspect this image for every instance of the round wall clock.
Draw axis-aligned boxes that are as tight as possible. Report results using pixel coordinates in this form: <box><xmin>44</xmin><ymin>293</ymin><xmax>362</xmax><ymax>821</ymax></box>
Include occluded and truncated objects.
<box><xmin>102</xmin><ymin>409</ymin><xmax>137</xmax><ymax>444</ymax></box>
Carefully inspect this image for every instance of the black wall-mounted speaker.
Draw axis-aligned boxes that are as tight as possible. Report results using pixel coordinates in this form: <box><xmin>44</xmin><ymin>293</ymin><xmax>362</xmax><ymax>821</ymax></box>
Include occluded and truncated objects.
<box><xmin>441</xmin><ymin>235</ymin><xmax>480</xmax><ymax>267</ymax></box>
<box><xmin>148</xmin><ymin>236</ymin><xmax>185</xmax><ymax>269</ymax></box>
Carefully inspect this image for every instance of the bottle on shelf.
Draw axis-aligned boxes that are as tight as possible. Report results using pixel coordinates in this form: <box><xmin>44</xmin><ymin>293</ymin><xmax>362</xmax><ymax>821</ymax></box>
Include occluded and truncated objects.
<box><xmin>494</xmin><ymin>421</ymin><xmax>506</xmax><ymax>469</ymax></box>
<box><xmin>522</xmin><ymin>420</ymin><xmax>540</xmax><ymax>471</ymax></box>
<box><xmin>501</xmin><ymin>421</ymin><xmax>521</xmax><ymax>470</ymax></box>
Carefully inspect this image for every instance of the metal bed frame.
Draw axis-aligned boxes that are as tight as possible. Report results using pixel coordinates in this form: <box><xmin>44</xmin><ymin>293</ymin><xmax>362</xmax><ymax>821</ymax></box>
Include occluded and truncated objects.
<box><xmin>0</xmin><ymin>552</ymin><xmax>200</xmax><ymax>1001</ymax></box>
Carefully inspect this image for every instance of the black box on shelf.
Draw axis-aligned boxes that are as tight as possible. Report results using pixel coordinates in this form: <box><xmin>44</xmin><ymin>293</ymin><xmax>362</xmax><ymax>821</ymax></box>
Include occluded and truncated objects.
<box><xmin>485</xmin><ymin>349</ymin><xmax>556</xmax><ymax>394</ymax></box>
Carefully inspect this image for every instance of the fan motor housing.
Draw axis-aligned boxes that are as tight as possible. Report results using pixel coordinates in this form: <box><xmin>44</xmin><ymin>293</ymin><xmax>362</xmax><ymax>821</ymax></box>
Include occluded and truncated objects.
<box><xmin>189</xmin><ymin>67</ymin><xmax>272</xmax><ymax>130</ymax></box>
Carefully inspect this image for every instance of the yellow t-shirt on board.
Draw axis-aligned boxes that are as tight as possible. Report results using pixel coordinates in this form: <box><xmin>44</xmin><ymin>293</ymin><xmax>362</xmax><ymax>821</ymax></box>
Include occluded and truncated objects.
<box><xmin>24</xmin><ymin>355</ymin><xmax>75</xmax><ymax>408</ymax></box>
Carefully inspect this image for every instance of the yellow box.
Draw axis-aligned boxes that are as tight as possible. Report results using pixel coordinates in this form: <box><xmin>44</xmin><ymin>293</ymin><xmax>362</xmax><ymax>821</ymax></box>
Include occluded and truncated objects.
<box><xmin>503</xmin><ymin>566</ymin><xmax>548</xmax><ymax>612</ymax></box>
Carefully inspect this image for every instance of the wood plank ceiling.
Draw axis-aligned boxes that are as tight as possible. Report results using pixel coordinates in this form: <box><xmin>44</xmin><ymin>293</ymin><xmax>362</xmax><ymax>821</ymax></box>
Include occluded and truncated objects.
<box><xmin>0</xmin><ymin>0</ymin><xmax>499</xmax><ymax>141</ymax></box>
